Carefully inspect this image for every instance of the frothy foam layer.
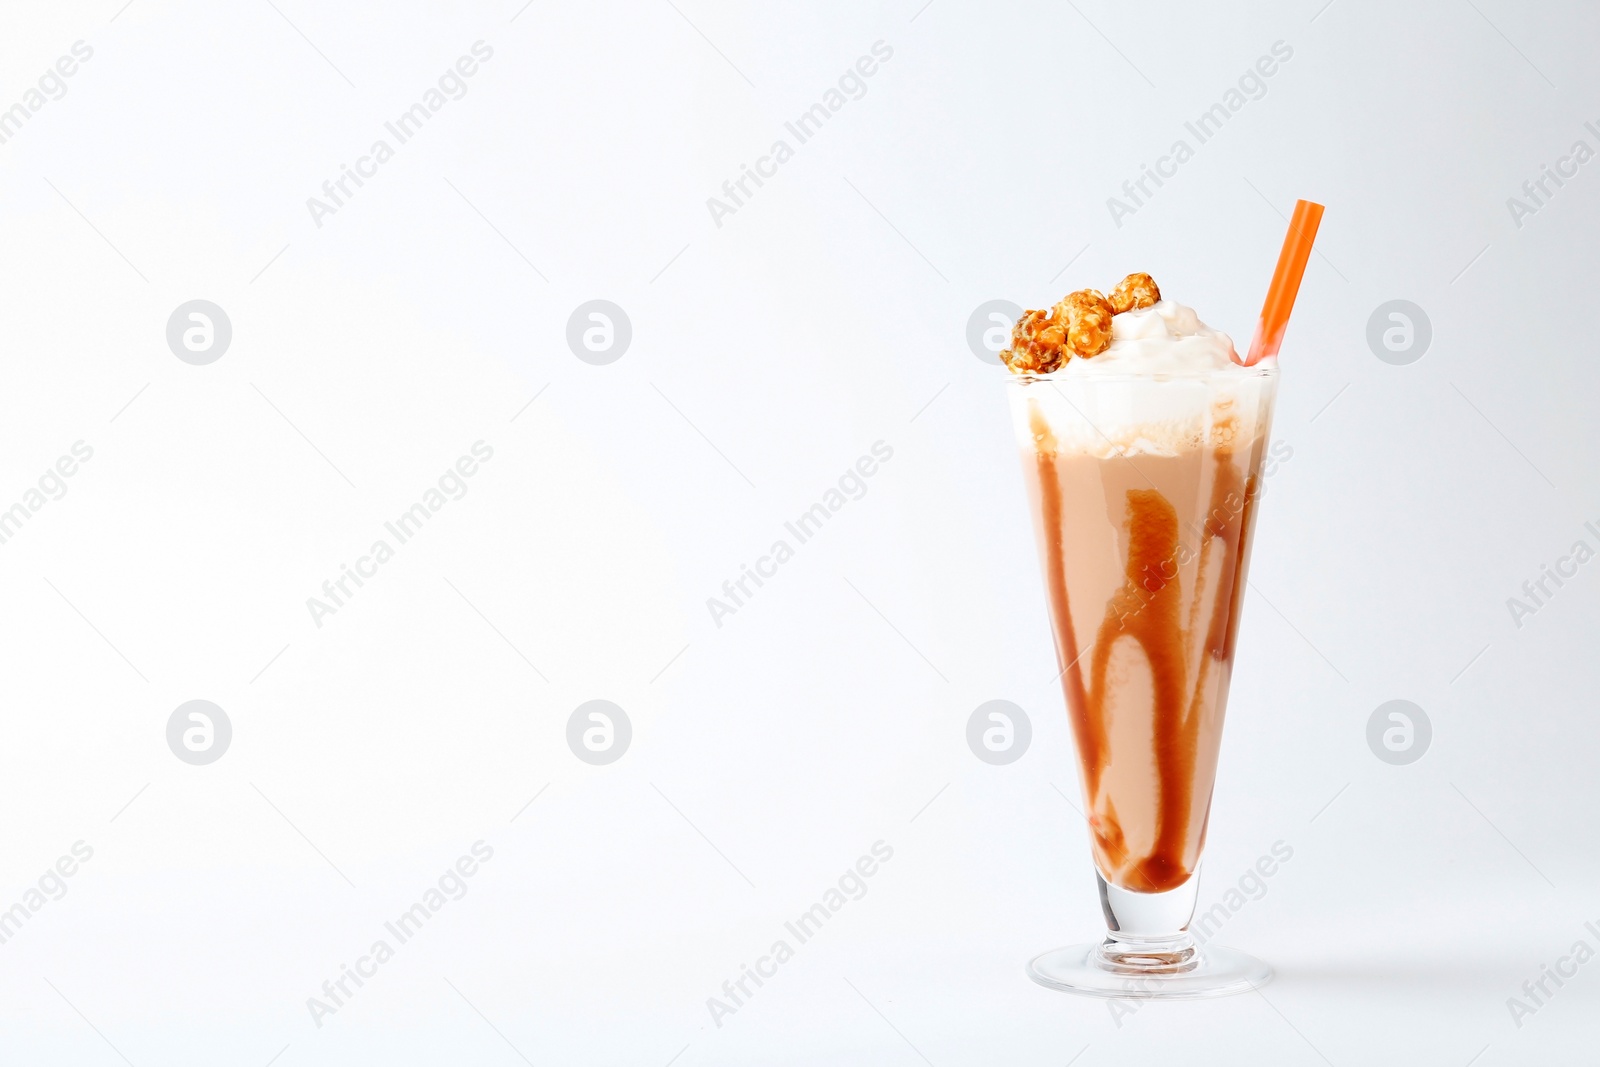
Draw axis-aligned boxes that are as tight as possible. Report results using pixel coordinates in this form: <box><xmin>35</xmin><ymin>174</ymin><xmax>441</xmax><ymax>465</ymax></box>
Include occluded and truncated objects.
<box><xmin>1010</xmin><ymin>369</ymin><xmax>1276</xmax><ymax>459</ymax></box>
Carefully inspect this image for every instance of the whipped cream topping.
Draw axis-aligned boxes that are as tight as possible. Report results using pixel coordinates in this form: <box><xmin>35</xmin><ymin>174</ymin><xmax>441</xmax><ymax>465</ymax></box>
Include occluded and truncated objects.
<box><xmin>1009</xmin><ymin>299</ymin><xmax>1277</xmax><ymax>457</ymax></box>
<box><xmin>1060</xmin><ymin>300</ymin><xmax>1259</xmax><ymax>378</ymax></box>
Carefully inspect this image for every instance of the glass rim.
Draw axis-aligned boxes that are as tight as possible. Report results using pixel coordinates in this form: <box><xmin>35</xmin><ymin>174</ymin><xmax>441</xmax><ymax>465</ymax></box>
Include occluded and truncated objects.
<box><xmin>1002</xmin><ymin>362</ymin><xmax>1279</xmax><ymax>385</ymax></box>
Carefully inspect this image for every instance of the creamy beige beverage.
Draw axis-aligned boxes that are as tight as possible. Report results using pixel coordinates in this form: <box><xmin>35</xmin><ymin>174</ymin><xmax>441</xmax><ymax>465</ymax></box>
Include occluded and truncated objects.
<box><xmin>1020</xmin><ymin>387</ymin><xmax>1271</xmax><ymax>892</ymax></box>
<box><xmin>1004</xmin><ymin>277</ymin><xmax>1277</xmax><ymax>895</ymax></box>
<box><xmin>1015</xmin><ymin>211</ymin><xmax>1318</xmax><ymax>998</ymax></box>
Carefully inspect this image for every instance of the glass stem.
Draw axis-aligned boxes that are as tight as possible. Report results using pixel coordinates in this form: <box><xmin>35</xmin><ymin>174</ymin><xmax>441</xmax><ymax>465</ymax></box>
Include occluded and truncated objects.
<box><xmin>1094</xmin><ymin>869</ymin><xmax>1202</xmax><ymax>974</ymax></box>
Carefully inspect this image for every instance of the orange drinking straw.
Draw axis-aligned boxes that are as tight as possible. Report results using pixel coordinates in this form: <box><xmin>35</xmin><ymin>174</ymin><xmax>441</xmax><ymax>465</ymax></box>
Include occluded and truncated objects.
<box><xmin>1243</xmin><ymin>199</ymin><xmax>1324</xmax><ymax>366</ymax></box>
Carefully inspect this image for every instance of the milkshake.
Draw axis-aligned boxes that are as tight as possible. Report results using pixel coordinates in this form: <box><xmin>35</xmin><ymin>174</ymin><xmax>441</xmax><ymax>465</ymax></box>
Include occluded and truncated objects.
<box><xmin>1004</xmin><ymin>274</ymin><xmax>1279</xmax><ymax>996</ymax></box>
<box><xmin>1013</xmin><ymin>313</ymin><xmax>1276</xmax><ymax>894</ymax></box>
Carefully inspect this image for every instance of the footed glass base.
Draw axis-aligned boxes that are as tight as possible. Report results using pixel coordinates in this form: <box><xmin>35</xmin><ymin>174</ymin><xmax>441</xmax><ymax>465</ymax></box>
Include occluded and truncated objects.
<box><xmin>1027</xmin><ymin>941</ymin><xmax>1271</xmax><ymax>999</ymax></box>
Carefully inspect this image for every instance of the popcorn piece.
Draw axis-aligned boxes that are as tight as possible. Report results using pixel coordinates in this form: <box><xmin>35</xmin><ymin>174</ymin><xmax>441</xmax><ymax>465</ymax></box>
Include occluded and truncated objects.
<box><xmin>1055</xmin><ymin>289</ymin><xmax>1115</xmax><ymax>358</ymax></box>
<box><xmin>1108</xmin><ymin>272</ymin><xmax>1160</xmax><ymax>314</ymax></box>
<box><xmin>1002</xmin><ymin>308</ymin><xmax>1068</xmax><ymax>374</ymax></box>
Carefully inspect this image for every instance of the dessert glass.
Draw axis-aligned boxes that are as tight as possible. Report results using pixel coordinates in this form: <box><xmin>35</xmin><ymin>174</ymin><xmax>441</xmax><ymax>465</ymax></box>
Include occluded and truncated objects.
<box><xmin>1013</xmin><ymin>363</ymin><xmax>1278</xmax><ymax>998</ymax></box>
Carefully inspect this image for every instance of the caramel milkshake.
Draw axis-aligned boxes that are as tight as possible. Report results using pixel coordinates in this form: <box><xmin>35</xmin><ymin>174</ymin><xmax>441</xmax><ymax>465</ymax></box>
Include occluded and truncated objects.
<box><xmin>1010</xmin><ymin>199</ymin><xmax>1322</xmax><ymax>999</ymax></box>
<box><xmin>1004</xmin><ymin>276</ymin><xmax>1277</xmax><ymax>898</ymax></box>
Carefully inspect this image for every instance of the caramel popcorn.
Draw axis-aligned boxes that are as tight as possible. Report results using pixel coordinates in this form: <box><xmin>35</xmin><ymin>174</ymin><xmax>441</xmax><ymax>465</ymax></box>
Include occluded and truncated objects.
<box><xmin>1000</xmin><ymin>275</ymin><xmax>1161</xmax><ymax>373</ymax></box>
<box><xmin>1001</xmin><ymin>307</ymin><xmax>1068</xmax><ymax>374</ymax></box>
<box><xmin>1109</xmin><ymin>272</ymin><xmax>1160</xmax><ymax>314</ymax></box>
<box><xmin>1056</xmin><ymin>289</ymin><xmax>1115</xmax><ymax>358</ymax></box>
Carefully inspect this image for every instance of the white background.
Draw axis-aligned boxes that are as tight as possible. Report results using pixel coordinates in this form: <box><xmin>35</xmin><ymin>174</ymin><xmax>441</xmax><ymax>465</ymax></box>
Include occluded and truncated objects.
<box><xmin>1</xmin><ymin>0</ymin><xmax>1597</xmax><ymax>1063</ymax></box>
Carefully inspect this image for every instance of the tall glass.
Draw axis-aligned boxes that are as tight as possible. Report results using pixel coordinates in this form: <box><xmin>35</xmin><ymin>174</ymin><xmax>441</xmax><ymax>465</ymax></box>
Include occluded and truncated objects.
<box><xmin>1011</xmin><ymin>364</ymin><xmax>1278</xmax><ymax>998</ymax></box>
